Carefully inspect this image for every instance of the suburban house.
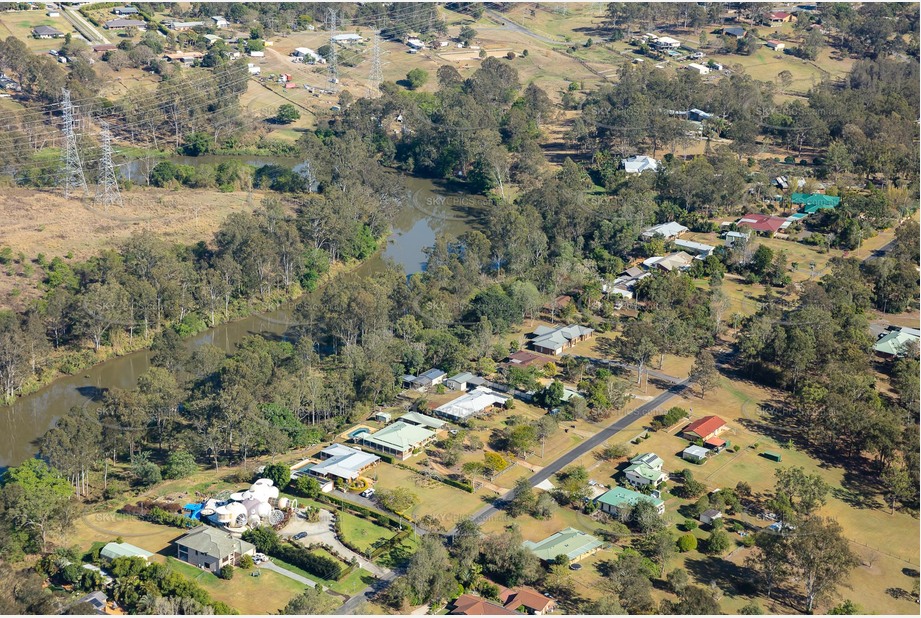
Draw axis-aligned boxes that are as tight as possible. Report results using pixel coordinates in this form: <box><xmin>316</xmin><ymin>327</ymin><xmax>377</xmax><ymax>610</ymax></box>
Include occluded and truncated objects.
<box><xmin>112</xmin><ymin>5</ymin><xmax>139</xmax><ymax>14</ymax></box>
<box><xmin>791</xmin><ymin>192</ymin><xmax>840</xmax><ymax>213</ymax></box>
<box><xmin>77</xmin><ymin>591</ymin><xmax>109</xmax><ymax>615</ymax></box>
<box><xmin>523</xmin><ymin>528</ymin><xmax>604</xmax><ymax>563</ymax></box>
<box><xmin>765</xmin><ymin>39</ymin><xmax>785</xmax><ymax>51</ymax></box>
<box><xmin>722</xmin><ymin>26</ymin><xmax>746</xmax><ymax>38</ymax></box>
<box><xmin>332</xmin><ymin>33</ymin><xmax>363</xmax><ymax>44</ymax></box>
<box><xmin>359</xmin><ymin>421</ymin><xmax>435</xmax><ymax>460</ymax></box>
<box><xmin>92</xmin><ymin>44</ymin><xmax>116</xmax><ymax>52</ymax></box>
<box><xmin>449</xmin><ymin>594</ymin><xmax>516</xmax><ymax>616</ymax></box>
<box><xmin>621</xmin><ymin>154</ymin><xmax>660</xmax><ymax>174</ymax></box>
<box><xmin>296</xmin><ymin>443</ymin><xmax>379</xmax><ymax>482</ymax></box>
<box><xmin>674</xmin><ymin>239</ymin><xmax>715</xmax><ymax>257</ymax></box>
<box><xmin>595</xmin><ymin>486</ymin><xmax>666</xmax><ymax>517</ymax></box>
<box><xmin>624</xmin><ymin>453</ymin><xmax>668</xmax><ymax>487</ymax></box>
<box><xmin>32</xmin><ymin>25</ymin><xmax>64</xmax><ymax>39</ymax></box>
<box><xmin>645</xmin><ymin>251</ymin><xmax>695</xmax><ymax>272</ymax></box>
<box><xmin>686</xmin><ymin>62</ymin><xmax>710</xmax><ymax>75</ymax></box>
<box><xmin>410</xmin><ymin>368</ymin><xmax>446</xmax><ymax>390</ymax></box>
<box><xmin>683</xmin><ymin>445</ymin><xmax>710</xmax><ymax>464</ymax></box>
<box><xmin>874</xmin><ymin>327</ymin><xmax>921</xmax><ymax>357</ymax></box>
<box><xmin>372</xmin><ymin>411</ymin><xmax>391</xmax><ymax>423</ymax></box>
<box><xmin>406</xmin><ymin>37</ymin><xmax>425</xmax><ymax>49</ymax></box>
<box><xmin>502</xmin><ymin>350</ymin><xmax>547</xmax><ymax>368</ymax></box>
<box><xmin>725</xmin><ymin>229</ymin><xmax>751</xmax><ymax>248</ymax></box>
<box><xmin>445</xmin><ymin>371</ymin><xmax>486</xmax><ymax>391</ymax></box>
<box><xmin>642</xmin><ymin>221</ymin><xmax>688</xmax><ymax>240</ymax></box>
<box><xmin>175</xmin><ymin>526</ymin><xmax>255</xmax><ymax>573</ymax></box>
<box><xmin>530</xmin><ymin>324</ymin><xmax>594</xmax><ymax>355</ymax></box>
<box><xmin>211</xmin><ymin>15</ymin><xmax>228</xmax><ymax>27</ymax></box>
<box><xmin>100</xmin><ymin>542</ymin><xmax>153</xmax><ymax>562</ymax></box>
<box><xmin>163</xmin><ymin>52</ymin><xmax>203</xmax><ymax>64</ymax></box>
<box><xmin>687</xmin><ymin>108</ymin><xmax>713</xmax><ymax>122</ymax></box>
<box><xmin>104</xmin><ymin>18</ymin><xmax>145</xmax><ymax>29</ymax></box>
<box><xmin>764</xmin><ymin>11</ymin><xmax>795</xmax><ymax>25</ymax></box>
<box><xmin>434</xmin><ymin>387</ymin><xmax>509</xmax><ymax>422</ymax></box>
<box><xmin>650</xmin><ymin>35</ymin><xmax>681</xmax><ymax>50</ymax></box>
<box><xmin>700</xmin><ymin>509</ymin><xmax>723</xmax><ymax>525</ymax></box>
<box><xmin>165</xmin><ymin>20</ymin><xmax>204</xmax><ymax>31</ymax></box>
<box><xmin>498</xmin><ymin>587</ymin><xmax>556</xmax><ymax>615</ymax></box>
<box><xmin>398</xmin><ymin>410</ymin><xmax>446</xmax><ymax>430</ymax></box>
<box><xmin>682</xmin><ymin>415</ymin><xmax>727</xmax><ymax>442</ymax></box>
<box><xmin>292</xmin><ymin>47</ymin><xmax>323</xmax><ymax>63</ymax></box>
<box><xmin>737</xmin><ymin>213</ymin><xmax>788</xmax><ymax>236</ymax></box>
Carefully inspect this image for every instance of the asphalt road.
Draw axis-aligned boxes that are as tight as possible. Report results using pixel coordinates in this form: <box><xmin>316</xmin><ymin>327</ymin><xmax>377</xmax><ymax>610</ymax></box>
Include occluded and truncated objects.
<box><xmin>465</xmin><ymin>375</ymin><xmax>692</xmax><ymax>529</ymax></box>
<box><xmin>61</xmin><ymin>7</ymin><xmax>109</xmax><ymax>45</ymax></box>
<box><xmin>483</xmin><ymin>8</ymin><xmax>564</xmax><ymax>45</ymax></box>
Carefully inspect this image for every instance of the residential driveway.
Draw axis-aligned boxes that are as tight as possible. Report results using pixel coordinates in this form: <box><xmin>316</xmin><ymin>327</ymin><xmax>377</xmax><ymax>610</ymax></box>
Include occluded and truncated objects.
<box><xmin>281</xmin><ymin>507</ymin><xmax>390</xmax><ymax>579</ymax></box>
<box><xmin>260</xmin><ymin>560</ymin><xmax>317</xmax><ymax>588</ymax></box>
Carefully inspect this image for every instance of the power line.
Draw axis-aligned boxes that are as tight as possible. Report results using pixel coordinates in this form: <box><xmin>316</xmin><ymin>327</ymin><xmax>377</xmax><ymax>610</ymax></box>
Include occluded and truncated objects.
<box><xmin>94</xmin><ymin>121</ymin><xmax>123</xmax><ymax>210</ymax></box>
<box><xmin>60</xmin><ymin>88</ymin><xmax>87</xmax><ymax>199</ymax></box>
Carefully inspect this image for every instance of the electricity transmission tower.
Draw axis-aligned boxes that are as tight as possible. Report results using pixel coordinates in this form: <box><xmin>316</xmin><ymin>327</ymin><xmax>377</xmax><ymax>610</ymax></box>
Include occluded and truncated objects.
<box><xmin>326</xmin><ymin>9</ymin><xmax>339</xmax><ymax>90</ymax></box>
<box><xmin>368</xmin><ymin>32</ymin><xmax>383</xmax><ymax>96</ymax></box>
<box><xmin>60</xmin><ymin>88</ymin><xmax>87</xmax><ymax>198</ymax></box>
<box><xmin>94</xmin><ymin>121</ymin><xmax>122</xmax><ymax>209</ymax></box>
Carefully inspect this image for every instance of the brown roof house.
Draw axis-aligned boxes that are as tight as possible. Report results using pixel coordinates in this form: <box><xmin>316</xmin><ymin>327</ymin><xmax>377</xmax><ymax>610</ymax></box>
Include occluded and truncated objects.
<box><xmin>498</xmin><ymin>587</ymin><xmax>556</xmax><ymax>615</ymax></box>
<box><xmin>449</xmin><ymin>594</ymin><xmax>516</xmax><ymax>615</ymax></box>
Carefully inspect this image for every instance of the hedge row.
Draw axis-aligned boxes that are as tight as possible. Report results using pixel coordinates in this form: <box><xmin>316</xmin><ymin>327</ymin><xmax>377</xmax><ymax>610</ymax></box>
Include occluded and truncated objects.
<box><xmin>274</xmin><ymin>542</ymin><xmax>342</xmax><ymax>580</ymax></box>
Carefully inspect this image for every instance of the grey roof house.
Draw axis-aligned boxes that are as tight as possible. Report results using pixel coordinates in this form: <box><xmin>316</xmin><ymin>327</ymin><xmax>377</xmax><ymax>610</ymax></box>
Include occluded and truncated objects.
<box><xmin>530</xmin><ymin>324</ymin><xmax>594</xmax><ymax>355</ymax></box>
<box><xmin>175</xmin><ymin>526</ymin><xmax>255</xmax><ymax>573</ymax></box>
<box><xmin>411</xmin><ymin>368</ymin><xmax>446</xmax><ymax>390</ymax></box>
<box><xmin>445</xmin><ymin>371</ymin><xmax>485</xmax><ymax>391</ymax></box>
<box><xmin>32</xmin><ymin>25</ymin><xmax>64</xmax><ymax>38</ymax></box>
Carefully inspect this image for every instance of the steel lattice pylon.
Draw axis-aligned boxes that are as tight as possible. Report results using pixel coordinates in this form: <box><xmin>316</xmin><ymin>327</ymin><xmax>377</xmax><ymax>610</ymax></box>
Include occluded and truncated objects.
<box><xmin>326</xmin><ymin>9</ymin><xmax>339</xmax><ymax>90</ymax></box>
<box><xmin>60</xmin><ymin>88</ymin><xmax>87</xmax><ymax>198</ymax></box>
<box><xmin>94</xmin><ymin>121</ymin><xmax>123</xmax><ymax>209</ymax></box>
<box><xmin>368</xmin><ymin>33</ymin><xmax>383</xmax><ymax>96</ymax></box>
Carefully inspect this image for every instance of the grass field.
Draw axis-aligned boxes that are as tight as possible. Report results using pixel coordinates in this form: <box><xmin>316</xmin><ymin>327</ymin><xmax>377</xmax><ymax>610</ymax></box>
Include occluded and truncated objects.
<box><xmin>0</xmin><ymin>9</ymin><xmax>77</xmax><ymax>52</ymax></box>
<box><xmin>164</xmin><ymin>557</ymin><xmax>310</xmax><ymax>614</ymax></box>
<box><xmin>369</xmin><ymin>463</ymin><xmax>485</xmax><ymax>526</ymax></box>
<box><xmin>338</xmin><ymin>511</ymin><xmax>393</xmax><ymax>553</ymax></box>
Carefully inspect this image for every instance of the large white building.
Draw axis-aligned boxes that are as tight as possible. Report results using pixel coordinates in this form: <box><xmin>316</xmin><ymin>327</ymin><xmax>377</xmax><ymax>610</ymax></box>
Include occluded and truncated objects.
<box><xmin>434</xmin><ymin>387</ymin><xmax>509</xmax><ymax>421</ymax></box>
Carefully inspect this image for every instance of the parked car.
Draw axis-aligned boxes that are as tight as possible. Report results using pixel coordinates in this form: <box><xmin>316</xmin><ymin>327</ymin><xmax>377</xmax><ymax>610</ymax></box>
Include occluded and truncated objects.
<box><xmin>360</xmin><ymin>488</ymin><xmax>375</xmax><ymax>499</ymax></box>
<box><xmin>293</xmin><ymin>531</ymin><xmax>308</xmax><ymax>540</ymax></box>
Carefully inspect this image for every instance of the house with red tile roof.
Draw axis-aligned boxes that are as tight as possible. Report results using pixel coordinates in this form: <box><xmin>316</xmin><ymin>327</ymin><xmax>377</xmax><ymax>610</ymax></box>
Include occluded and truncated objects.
<box><xmin>682</xmin><ymin>415</ymin><xmax>727</xmax><ymax>442</ymax></box>
<box><xmin>764</xmin><ymin>10</ymin><xmax>795</xmax><ymax>24</ymax></box>
<box><xmin>498</xmin><ymin>587</ymin><xmax>556</xmax><ymax>615</ymax></box>
<box><xmin>449</xmin><ymin>594</ymin><xmax>516</xmax><ymax>615</ymax></box>
<box><xmin>737</xmin><ymin>213</ymin><xmax>788</xmax><ymax>236</ymax></box>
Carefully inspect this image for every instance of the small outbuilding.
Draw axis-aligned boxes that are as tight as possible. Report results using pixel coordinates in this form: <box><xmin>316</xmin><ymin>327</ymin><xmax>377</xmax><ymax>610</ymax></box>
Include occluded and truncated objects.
<box><xmin>683</xmin><ymin>445</ymin><xmax>709</xmax><ymax>464</ymax></box>
<box><xmin>700</xmin><ymin>509</ymin><xmax>723</xmax><ymax>525</ymax></box>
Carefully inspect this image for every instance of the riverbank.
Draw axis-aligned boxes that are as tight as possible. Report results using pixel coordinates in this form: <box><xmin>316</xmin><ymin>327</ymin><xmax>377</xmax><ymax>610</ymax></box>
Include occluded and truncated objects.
<box><xmin>0</xmin><ymin>172</ymin><xmax>483</xmax><ymax>466</ymax></box>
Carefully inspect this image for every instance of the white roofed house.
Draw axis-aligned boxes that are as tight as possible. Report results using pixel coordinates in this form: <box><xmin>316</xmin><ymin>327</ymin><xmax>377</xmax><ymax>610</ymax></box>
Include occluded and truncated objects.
<box><xmin>642</xmin><ymin>221</ymin><xmax>688</xmax><ymax>240</ymax></box>
<box><xmin>211</xmin><ymin>15</ymin><xmax>228</xmax><ymax>28</ymax></box>
<box><xmin>434</xmin><ymin>387</ymin><xmax>509</xmax><ymax>422</ymax></box>
<box><xmin>529</xmin><ymin>324</ymin><xmax>594</xmax><ymax>356</ymax></box>
<box><xmin>674</xmin><ymin>239</ymin><xmax>715</xmax><ymax>257</ymax></box>
<box><xmin>651</xmin><ymin>35</ymin><xmax>680</xmax><ymax>49</ymax></box>
<box><xmin>445</xmin><ymin>371</ymin><xmax>485</xmax><ymax>391</ymax></box>
<box><xmin>621</xmin><ymin>155</ymin><xmax>659</xmax><ymax>174</ymax></box>
<box><xmin>297</xmin><ymin>443</ymin><xmax>380</xmax><ymax>481</ymax></box>
<box><xmin>686</xmin><ymin>62</ymin><xmax>710</xmax><ymax>75</ymax></box>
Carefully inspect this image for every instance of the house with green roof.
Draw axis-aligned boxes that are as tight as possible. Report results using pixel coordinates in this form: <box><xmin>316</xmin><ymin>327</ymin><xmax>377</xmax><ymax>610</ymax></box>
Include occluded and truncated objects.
<box><xmin>175</xmin><ymin>526</ymin><xmax>255</xmax><ymax>573</ymax></box>
<box><xmin>791</xmin><ymin>192</ymin><xmax>840</xmax><ymax>213</ymax></box>
<box><xmin>358</xmin><ymin>421</ymin><xmax>436</xmax><ymax>460</ymax></box>
<box><xmin>523</xmin><ymin>528</ymin><xmax>604</xmax><ymax>563</ymax></box>
<box><xmin>595</xmin><ymin>486</ymin><xmax>665</xmax><ymax>518</ymax></box>
<box><xmin>873</xmin><ymin>327</ymin><xmax>920</xmax><ymax>357</ymax></box>
<box><xmin>100</xmin><ymin>541</ymin><xmax>154</xmax><ymax>562</ymax></box>
<box><xmin>624</xmin><ymin>452</ymin><xmax>667</xmax><ymax>487</ymax></box>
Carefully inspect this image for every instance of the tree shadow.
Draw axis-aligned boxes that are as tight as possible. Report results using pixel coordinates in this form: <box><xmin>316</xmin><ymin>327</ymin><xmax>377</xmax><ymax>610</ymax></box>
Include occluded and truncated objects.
<box><xmin>683</xmin><ymin>555</ymin><xmax>759</xmax><ymax>597</ymax></box>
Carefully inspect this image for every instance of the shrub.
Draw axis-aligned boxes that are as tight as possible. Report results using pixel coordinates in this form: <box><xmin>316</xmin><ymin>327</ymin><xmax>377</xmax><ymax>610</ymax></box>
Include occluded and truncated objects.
<box><xmin>294</xmin><ymin>475</ymin><xmax>322</xmax><ymax>498</ymax></box>
<box><xmin>263</xmin><ymin>463</ymin><xmax>291</xmax><ymax>490</ymax></box>
<box><xmin>682</xmin><ymin>519</ymin><xmax>698</xmax><ymax>532</ymax></box>
<box><xmin>218</xmin><ymin>564</ymin><xmax>234</xmax><ymax>580</ymax></box>
<box><xmin>677</xmin><ymin>534</ymin><xmax>698</xmax><ymax>552</ymax></box>
<box><xmin>239</xmin><ymin>555</ymin><xmax>254</xmax><ymax>570</ymax></box>
<box><xmin>163</xmin><ymin>451</ymin><xmax>198</xmax><ymax>480</ymax></box>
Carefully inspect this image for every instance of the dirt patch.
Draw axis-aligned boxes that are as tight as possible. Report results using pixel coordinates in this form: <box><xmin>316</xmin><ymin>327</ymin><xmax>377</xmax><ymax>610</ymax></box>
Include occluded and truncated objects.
<box><xmin>0</xmin><ymin>186</ymin><xmax>268</xmax><ymax>310</ymax></box>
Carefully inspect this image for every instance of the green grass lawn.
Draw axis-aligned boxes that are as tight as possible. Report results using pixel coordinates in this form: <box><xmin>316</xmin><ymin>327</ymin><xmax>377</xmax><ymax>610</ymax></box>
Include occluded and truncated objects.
<box><xmin>164</xmin><ymin>557</ymin><xmax>307</xmax><ymax>614</ymax></box>
<box><xmin>338</xmin><ymin>511</ymin><xmax>394</xmax><ymax>553</ymax></box>
<box><xmin>269</xmin><ymin>555</ymin><xmax>374</xmax><ymax>596</ymax></box>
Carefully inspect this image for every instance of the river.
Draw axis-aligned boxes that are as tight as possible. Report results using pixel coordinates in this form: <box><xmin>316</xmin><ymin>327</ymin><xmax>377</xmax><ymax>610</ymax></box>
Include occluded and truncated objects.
<box><xmin>0</xmin><ymin>164</ymin><xmax>484</xmax><ymax>467</ymax></box>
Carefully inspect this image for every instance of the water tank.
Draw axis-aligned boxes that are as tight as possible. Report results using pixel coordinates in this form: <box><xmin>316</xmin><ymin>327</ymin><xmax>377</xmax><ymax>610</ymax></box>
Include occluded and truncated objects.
<box><xmin>278</xmin><ymin>497</ymin><xmax>289</xmax><ymax>510</ymax></box>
